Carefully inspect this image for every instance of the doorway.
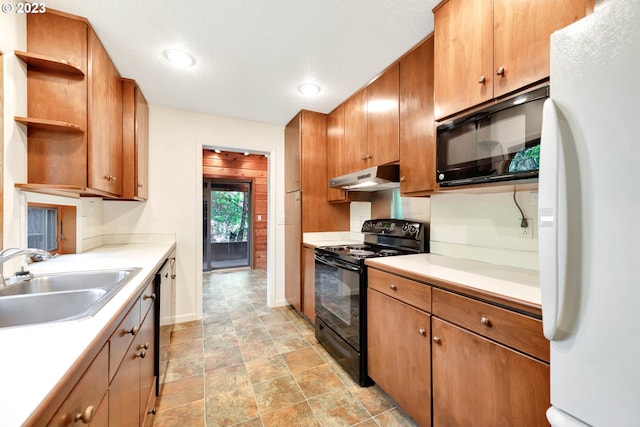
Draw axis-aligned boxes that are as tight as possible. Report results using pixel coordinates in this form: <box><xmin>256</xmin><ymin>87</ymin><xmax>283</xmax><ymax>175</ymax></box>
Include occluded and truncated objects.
<box><xmin>203</xmin><ymin>179</ymin><xmax>252</xmax><ymax>271</ymax></box>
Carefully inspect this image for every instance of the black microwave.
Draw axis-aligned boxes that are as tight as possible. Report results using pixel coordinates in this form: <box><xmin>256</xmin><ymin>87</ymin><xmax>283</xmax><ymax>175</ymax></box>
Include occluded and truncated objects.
<box><xmin>436</xmin><ymin>86</ymin><xmax>549</xmax><ymax>187</ymax></box>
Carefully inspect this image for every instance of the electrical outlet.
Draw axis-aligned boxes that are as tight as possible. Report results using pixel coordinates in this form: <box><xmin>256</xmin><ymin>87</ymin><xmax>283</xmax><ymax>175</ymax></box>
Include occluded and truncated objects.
<box><xmin>517</xmin><ymin>218</ymin><xmax>535</xmax><ymax>239</ymax></box>
<box><xmin>529</xmin><ymin>191</ymin><xmax>539</xmax><ymax>206</ymax></box>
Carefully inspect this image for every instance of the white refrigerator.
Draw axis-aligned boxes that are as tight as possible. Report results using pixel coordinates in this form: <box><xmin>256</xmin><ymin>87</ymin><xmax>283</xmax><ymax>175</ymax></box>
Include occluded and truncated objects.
<box><xmin>538</xmin><ymin>0</ymin><xmax>640</xmax><ymax>426</ymax></box>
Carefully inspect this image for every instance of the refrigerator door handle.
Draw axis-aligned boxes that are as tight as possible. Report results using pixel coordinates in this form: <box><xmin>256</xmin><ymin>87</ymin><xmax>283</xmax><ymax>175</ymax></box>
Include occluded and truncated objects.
<box><xmin>539</xmin><ymin>99</ymin><xmax>568</xmax><ymax>340</ymax></box>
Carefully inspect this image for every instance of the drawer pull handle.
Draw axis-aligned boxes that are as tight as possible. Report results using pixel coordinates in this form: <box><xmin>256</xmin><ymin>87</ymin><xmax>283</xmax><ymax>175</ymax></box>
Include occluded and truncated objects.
<box><xmin>418</xmin><ymin>328</ymin><xmax>426</xmax><ymax>336</ymax></box>
<box><xmin>432</xmin><ymin>336</ymin><xmax>441</xmax><ymax>344</ymax></box>
<box><xmin>140</xmin><ymin>342</ymin><xmax>150</xmax><ymax>350</ymax></box>
<box><xmin>496</xmin><ymin>66</ymin><xmax>505</xmax><ymax>76</ymax></box>
<box><xmin>74</xmin><ymin>405</ymin><xmax>95</xmax><ymax>424</ymax></box>
<box><xmin>390</xmin><ymin>284</ymin><xmax>397</xmax><ymax>291</ymax></box>
<box><xmin>478</xmin><ymin>75</ymin><xmax>486</xmax><ymax>84</ymax></box>
<box><xmin>136</xmin><ymin>349</ymin><xmax>147</xmax><ymax>358</ymax></box>
<box><xmin>127</xmin><ymin>326</ymin><xmax>139</xmax><ymax>335</ymax></box>
<box><xmin>143</xmin><ymin>292</ymin><xmax>156</xmax><ymax>301</ymax></box>
<box><xmin>480</xmin><ymin>316</ymin><xmax>491</xmax><ymax>326</ymax></box>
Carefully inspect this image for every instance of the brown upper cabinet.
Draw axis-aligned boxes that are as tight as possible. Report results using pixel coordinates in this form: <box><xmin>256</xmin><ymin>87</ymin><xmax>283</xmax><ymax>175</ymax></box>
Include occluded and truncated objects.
<box><xmin>399</xmin><ymin>35</ymin><xmax>436</xmax><ymax>195</ymax></box>
<box><xmin>326</xmin><ymin>104</ymin><xmax>347</xmax><ymax>202</ymax></box>
<box><xmin>433</xmin><ymin>0</ymin><xmax>594</xmax><ymax>120</ymax></box>
<box><xmin>88</xmin><ymin>27</ymin><xmax>123</xmax><ymax>195</ymax></box>
<box><xmin>366</xmin><ymin>63</ymin><xmax>400</xmax><ymax>168</ymax></box>
<box><xmin>343</xmin><ymin>64</ymin><xmax>400</xmax><ymax>174</ymax></box>
<box><xmin>15</xmin><ymin>9</ymin><xmax>149</xmax><ymax>200</ymax></box>
<box><xmin>121</xmin><ymin>79</ymin><xmax>149</xmax><ymax>200</ymax></box>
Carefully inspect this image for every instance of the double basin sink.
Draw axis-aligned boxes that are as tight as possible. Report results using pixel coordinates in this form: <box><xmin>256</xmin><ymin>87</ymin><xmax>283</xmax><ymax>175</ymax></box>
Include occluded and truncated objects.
<box><xmin>0</xmin><ymin>268</ymin><xmax>141</xmax><ymax>328</ymax></box>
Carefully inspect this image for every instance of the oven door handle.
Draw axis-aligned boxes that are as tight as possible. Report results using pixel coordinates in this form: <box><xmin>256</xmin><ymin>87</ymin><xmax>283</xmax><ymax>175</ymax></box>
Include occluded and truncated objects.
<box><xmin>315</xmin><ymin>254</ymin><xmax>361</xmax><ymax>272</ymax></box>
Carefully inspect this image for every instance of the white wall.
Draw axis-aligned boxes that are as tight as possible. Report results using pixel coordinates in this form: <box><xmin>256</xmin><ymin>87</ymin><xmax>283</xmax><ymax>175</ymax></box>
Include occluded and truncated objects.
<box><xmin>430</xmin><ymin>190</ymin><xmax>539</xmax><ymax>270</ymax></box>
<box><xmin>1</xmin><ymin>12</ymin><xmax>27</xmax><ymax>254</ymax></box>
<box><xmin>103</xmin><ymin>105</ymin><xmax>285</xmax><ymax>324</ymax></box>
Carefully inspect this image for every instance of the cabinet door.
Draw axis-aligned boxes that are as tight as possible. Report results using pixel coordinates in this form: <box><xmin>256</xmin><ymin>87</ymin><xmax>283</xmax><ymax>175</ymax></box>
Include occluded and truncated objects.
<box><xmin>284</xmin><ymin>191</ymin><xmax>302</xmax><ymax>312</ymax></box>
<box><xmin>432</xmin><ymin>318</ymin><xmax>550</xmax><ymax>427</ymax></box>
<box><xmin>367</xmin><ymin>64</ymin><xmax>399</xmax><ymax>166</ymax></box>
<box><xmin>110</xmin><ymin>341</ymin><xmax>141</xmax><ymax>427</ymax></box>
<box><xmin>284</xmin><ymin>114</ymin><xmax>301</xmax><ymax>193</ymax></box>
<box><xmin>121</xmin><ymin>79</ymin><xmax>149</xmax><ymax>200</ymax></box>
<box><xmin>302</xmin><ymin>245</ymin><xmax>316</xmax><ymax>323</ymax></box>
<box><xmin>399</xmin><ymin>36</ymin><xmax>436</xmax><ymax>195</ymax></box>
<box><xmin>88</xmin><ymin>28</ymin><xmax>122</xmax><ymax>195</ymax></box>
<box><xmin>139</xmin><ymin>306</ymin><xmax>156</xmax><ymax>426</ymax></box>
<box><xmin>367</xmin><ymin>289</ymin><xmax>431</xmax><ymax>427</ymax></box>
<box><xmin>493</xmin><ymin>0</ymin><xmax>593</xmax><ymax>98</ymax></box>
<box><xmin>433</xmin><ymin>0</ymin><xmax>493</xmax><ymax>120</ymax></box>
<box><xmin>343</xmin><ymin>89</ymin><xmax>368</xmax><ymax>173</ymax></box>
<box><xmin>327</xmin><ymin>105</ymin><xmax>347</xmax><ymax>202</ymax></box>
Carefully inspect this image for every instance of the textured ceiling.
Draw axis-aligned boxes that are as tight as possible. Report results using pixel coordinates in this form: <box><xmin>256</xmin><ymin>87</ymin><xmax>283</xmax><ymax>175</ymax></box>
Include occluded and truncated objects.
<box><xmin>43</xmin><ymin>0</ymin><xmax>439</xmax><ymax>125</ymax></box>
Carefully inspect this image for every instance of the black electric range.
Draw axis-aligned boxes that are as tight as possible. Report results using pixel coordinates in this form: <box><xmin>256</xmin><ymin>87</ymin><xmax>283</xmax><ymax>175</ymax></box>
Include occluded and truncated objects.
<box><xmin>314</xmin><ymin>219</ymin><xmax>428</xmax><ymax>386</ymax></box>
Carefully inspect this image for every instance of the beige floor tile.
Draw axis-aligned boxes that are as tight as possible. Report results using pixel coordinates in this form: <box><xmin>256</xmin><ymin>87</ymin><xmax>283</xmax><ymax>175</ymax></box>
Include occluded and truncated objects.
<box><xmin>163</xmin><ymin>352</ymin><xmax>204</xmax><ymax>383</ymax></box>
<box><xmin>272</xmin><ymin>333</ymin><xmax>311</xmax><ymax>354</ymax></box>
<box><xmin>293</xmin><ymin>365</ymin><xmax>344</xmax><ymax>399</ymax></box>
<box><xmin>261</xmin><ymin>401</ymin><xmax>320</xmax><ymax>427</ymax></box>
<box><xmin>203</xmin><ymin>346</ymin><xmax>244</xmax><ymax>372</ymax></box>
<box><xmin>170</xmin><ymin>325</ymin><xmax>203</xmax><ymax>344</ymax></box>
<box><xmin>205</xmin><ymin>386</ymin><xmax>259</xmax><ymax>426</ymax></box>
<box><xmin>282</xmin><ymin>347</ymin><xmax>325</xmax><ymax>373</ymax></box>
<box><xmin>245</xmin><ymin>354</ymin><xmax>290</xmax><ymax>384</ymax></box>
<box><xmin>348</xmin><ymin>384</ymin><xmax>395</xmax><ymax>417</ymax></box>
<box><xmin>154</xmin><ymin>399</ymin><xmax>205</xmax><ymax>427</ymax></box>
<box><xmin>308</xmin><ymin>388</ymin><xmax>370</xmax><ymax>426</ymax></box>
<box><xmin>204</xmin><ymin>330</ymin><xmax>239</xmax><ymax>353</ymax></box>
<box><xmin>374</xmin><ymin>408</ymin><xmax>418</xmax><ymax>426</ymax></box>
<box><xmin>156</xmin><ymin>375</ymin><xmax>204</xmax><ymax>410</ymax></box>
<box><xmin>252</xmin><ymin>375</ymin><xmax>305</xmax><ymax>414</ymax></box>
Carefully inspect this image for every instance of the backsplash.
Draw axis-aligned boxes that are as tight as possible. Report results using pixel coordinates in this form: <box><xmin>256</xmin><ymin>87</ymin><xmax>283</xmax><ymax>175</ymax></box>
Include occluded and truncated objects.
<box><xmin>430</xmin><ymin>191</ymin><xmax>538</xmax><ymax>270</ymax></box>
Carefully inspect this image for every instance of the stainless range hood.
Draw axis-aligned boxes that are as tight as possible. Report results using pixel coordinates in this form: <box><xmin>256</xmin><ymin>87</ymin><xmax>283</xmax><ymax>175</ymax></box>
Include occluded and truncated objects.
<box><xmin>329</xmin><ymin>164</ymin><xmax>400</xmax><ymax>191</ymax></box>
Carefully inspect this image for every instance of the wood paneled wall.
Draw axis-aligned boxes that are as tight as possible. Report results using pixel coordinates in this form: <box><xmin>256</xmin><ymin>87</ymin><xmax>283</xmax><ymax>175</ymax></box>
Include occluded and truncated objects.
<box><xmin>203</xmin><ymin>150</ymin><xmax>268</xmax><ymax>270</ymax></box>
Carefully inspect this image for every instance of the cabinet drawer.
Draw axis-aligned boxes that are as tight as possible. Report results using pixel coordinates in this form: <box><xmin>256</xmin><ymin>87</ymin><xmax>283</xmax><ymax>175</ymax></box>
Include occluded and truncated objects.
<box><xmin>48</xmin><ymin>344</ymin><xmax>108</xmax><ymax>427</ymax></box>
<box><xmin>368</xmin><ymin>268</ymin><xmax>431</xmax><ymax>312</ymax></box>
<box><xmin>109</xmin><ymin>300</ymin><xmax>141</xmax><ymax>381</ymax></box>
<box><xmin>432</xmin><ymin>288</ymin><xmax>549</xmax><ymax>362</ymax></box>
<box><xmin>140</xmin><ymin>279</ymin><xmax>156</xmax><ymax>318</ymax></box>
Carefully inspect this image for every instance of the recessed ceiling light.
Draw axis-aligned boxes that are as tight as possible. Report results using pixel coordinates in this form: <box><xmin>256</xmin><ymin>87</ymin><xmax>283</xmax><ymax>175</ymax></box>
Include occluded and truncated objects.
<box><xmin>163</xmin><ymin>49</ymin><xmax>196</xmax><ymax>68</ymax></box>
<box><xmin>297</xmin><ymin>83</ymin><xmax>321</xmax><ymax>96</ymax></box>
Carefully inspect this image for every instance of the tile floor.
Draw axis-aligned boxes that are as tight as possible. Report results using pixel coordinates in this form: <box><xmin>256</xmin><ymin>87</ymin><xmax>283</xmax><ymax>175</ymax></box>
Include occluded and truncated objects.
<box><xmin>154</xmin><ymin>269</ymin><xmax>417</xmax><ymax>427</ymax></box>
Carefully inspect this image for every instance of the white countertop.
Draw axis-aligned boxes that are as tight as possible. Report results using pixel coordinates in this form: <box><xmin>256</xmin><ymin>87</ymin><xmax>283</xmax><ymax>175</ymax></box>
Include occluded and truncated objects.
<box><xmin>0</xmin><ymin>242</ymin><xmax>175</xmax><ymax>427</ymax></box>
<box><xmin>366</xmin><ymin>253</ymin><xmax>541</xmax><ymax>310</ymax></box>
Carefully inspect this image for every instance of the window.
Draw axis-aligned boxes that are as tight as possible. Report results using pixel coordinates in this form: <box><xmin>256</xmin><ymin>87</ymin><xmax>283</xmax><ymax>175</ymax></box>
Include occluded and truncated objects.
<box><xmin>27</xmin><ymin>203</ymin><xmax>77</xmax><ymax>254</ymax></box>
<box><xmin>28</xmin><ymin>206</ymin><xmax>58</xmax><ymax>251</ymax></box>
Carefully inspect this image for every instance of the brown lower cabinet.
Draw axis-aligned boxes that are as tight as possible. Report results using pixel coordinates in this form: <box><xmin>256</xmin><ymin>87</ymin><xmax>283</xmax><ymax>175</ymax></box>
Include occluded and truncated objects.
<box><xmin>367</xmin><ymin>267</ymin><xmax>550</xmax><ymax>427</ymax></box>
<box><xmin>432</xmin><ymin>318</ymin><xmax>550</xmax><ymax>427</ymax></box>
<box><xmin>367</xmin><ymin>288</ymin><xmax>431</xmax><ymax>427</ymax></box>
<box><xmin>25</xmin><ymin>272</ymin><xmax>163</xmax><ymax>427</ymax></box>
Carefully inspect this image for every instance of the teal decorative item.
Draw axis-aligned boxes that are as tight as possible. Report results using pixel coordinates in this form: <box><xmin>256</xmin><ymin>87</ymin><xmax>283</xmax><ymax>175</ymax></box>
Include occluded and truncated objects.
<box><xmin>508</xmin><ymin>144</ymin><xmax>540</xmax><ymax>173</ymax></box>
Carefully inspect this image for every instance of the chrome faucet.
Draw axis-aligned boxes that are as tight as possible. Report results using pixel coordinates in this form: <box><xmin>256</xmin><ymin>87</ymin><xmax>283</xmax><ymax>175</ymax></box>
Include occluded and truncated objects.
<box><xmin>0</xmin><ymin>248</ymin><xmax>54</xmax><ymax>286</ymax></box>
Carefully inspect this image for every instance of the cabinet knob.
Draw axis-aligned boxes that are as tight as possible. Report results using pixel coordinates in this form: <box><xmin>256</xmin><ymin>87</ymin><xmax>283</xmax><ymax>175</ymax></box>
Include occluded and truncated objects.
<box><xmin>480</xmin><ymin>316</ymin><xmax>491</xmax><ymax>326</ymax></box>
<box><xmin>478</xmin><ymin>75</ymin><xmax>486</xmax><ymax>84</ymax></box>
<box><xmin>496</xmin><ymin>67</ymin><xmax>505</xmax><ymax>76</ymax></box>
<box><xmin>390</xmin><ymin>284</ymin><xmax>397</xmax><ymax>291</ymax></box>
<box><xmin>400</xmin><ymin>176</ymin><xmax>406</xmax><ymax>182</ymax></box>
<box><xmin>418</xmin><ymin>328</ymin><xmax>426</xmax><ymax>336</ymax></box>
<box><xmin>74</xmin><ymin>405</ymin><xmax>95</xmax><ymax>424</ymax></box>
<box><xmin>361</xmin><ymin>155</ymin><xmax>367</xmax><ymax>160</ymax></box>
<box><xmin>432</xmin><ymin>336</ymin><xmax>441</xmax><ymax>344</ymax></box>
<box><xmin>127</xmin><ymin>325</ymin><xmax>139</xmax><ymax>335</ymax></box>
<box><xmin>143</xmin><ymin>292</ymin><xmax>156</xmax><ymax>301</ymax></box>
<box><xmin>136</xmin><ymin>349</ymin><xmax>147</xmax><ymax>358</ymax></box>
<box><xmin>139</xmin><ymin>342</ymin><xmax>150</xmax><ymax>350</ymax></box>
<box><xmin>149</xmin><ymin>407</ymin><xmax>157</xmax><ymax>415</ymax></box>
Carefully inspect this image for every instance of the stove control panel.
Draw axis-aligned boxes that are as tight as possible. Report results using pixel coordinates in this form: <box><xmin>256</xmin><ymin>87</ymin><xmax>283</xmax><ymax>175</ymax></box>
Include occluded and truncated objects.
<box><xmin>361</xmin><ymin>219</ymin><xmax>424</xmax><ymax>239</ymax></box>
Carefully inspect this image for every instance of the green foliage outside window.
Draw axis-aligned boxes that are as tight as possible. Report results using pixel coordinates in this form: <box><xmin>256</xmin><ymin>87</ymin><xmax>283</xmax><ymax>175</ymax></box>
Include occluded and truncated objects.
<box><xmin>210</xmin><ymin>191</ymin><xmax>249</xmax><ymax>242</ymax></box>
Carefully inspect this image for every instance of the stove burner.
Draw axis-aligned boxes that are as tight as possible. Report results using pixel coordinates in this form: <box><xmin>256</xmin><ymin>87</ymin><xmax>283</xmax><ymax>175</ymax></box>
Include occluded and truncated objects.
<box><xmin>349</xmin><ymin>249</ymin><xmax>375</xmax><ymax>258</ymax></box>
<box><xmin>378</xmin><ymin>249</ymin><xmax>399</xmax><ymax>256</ymax></box>
<box><xmin>323</xmin><ymin>246</ymin><xmax>347</xmax><ymax>251</ymax></box>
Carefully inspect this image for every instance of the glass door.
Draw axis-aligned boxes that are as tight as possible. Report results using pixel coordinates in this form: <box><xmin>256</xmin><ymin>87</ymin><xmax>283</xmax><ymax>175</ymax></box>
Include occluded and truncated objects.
<box><xmin>203</xmin><ymin>179</ymin><xmax>252</xmax><ymax>271</ymax></box>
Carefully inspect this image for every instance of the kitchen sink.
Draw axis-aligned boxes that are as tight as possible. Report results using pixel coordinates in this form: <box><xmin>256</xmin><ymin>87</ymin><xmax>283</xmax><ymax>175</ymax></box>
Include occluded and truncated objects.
<box><xmin>0</xmin><ymin>268</ymin><xmax>141</xmax><ymax>328</ymax></box>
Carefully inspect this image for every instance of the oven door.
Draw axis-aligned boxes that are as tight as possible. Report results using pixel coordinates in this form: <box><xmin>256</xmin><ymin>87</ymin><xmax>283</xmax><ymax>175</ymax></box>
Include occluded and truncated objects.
<box><xmin>314</xmin><ymin>252</ymin><xmax>362</xmax><ymax>352</ymax></box>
